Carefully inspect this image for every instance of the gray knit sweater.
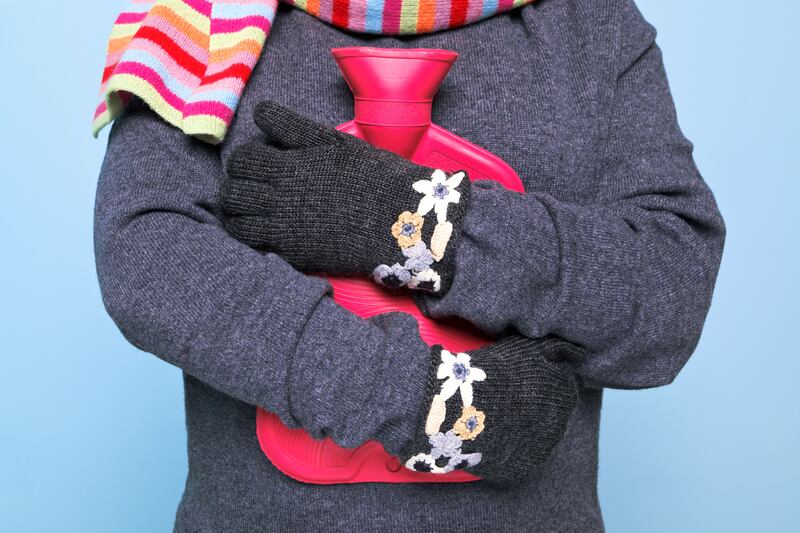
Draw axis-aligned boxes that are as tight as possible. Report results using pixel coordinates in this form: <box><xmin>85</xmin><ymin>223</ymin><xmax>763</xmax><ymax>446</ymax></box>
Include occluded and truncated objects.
<box><xmin>94</xmin><ymin>0</ymin><xmax>724</xmax><ymax>530</ymax></box>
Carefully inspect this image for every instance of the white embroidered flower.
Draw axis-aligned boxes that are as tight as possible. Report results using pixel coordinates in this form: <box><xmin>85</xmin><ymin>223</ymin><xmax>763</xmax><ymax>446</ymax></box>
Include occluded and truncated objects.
<box><xmin>408</xmin><ymin>269</ymin><xmax>441</xmax><ymax>293</ymax></box>
<box><xmin>413</xmin><ymin>169</ymin><xmax>465</xmax><ymax>223</ymax></box>
<box><xmin>404</xmin><ymin>453</ymin><xmax>446</xmax><ymax>474</ymax></box>
<box><xmin>437</xmin><ymin>350</ymin><xmax>486</xmax><ymax>407</ymax></box>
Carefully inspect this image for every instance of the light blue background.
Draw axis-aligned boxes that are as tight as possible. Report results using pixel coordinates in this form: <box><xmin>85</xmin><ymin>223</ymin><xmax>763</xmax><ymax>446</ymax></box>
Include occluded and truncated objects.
<box><xmin>1</xmin><ymin>1</ymin><xmax>797</xmax><ymax>532</ymax></box>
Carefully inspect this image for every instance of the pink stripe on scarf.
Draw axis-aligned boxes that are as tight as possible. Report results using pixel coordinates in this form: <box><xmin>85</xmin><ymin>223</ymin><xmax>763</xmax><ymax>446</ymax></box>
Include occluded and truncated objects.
<box><xmin>349</xmin><ymin>0</ymin><xmax>367</xmax><ymax>32</ymax></box>
<box><xmin>318</xmin><ymin>0</ymin><xmax>334</xmax><ymax>23</ymax></box>
<box><xmin>211</xmin><ymin>15</ymin><xmax>272</xmax><ymax>33</ymax></box>
<box><xmin>465</xmin><ymin>0</ymin><xmax>483</xmax><ymax>23</ymax></box>
<box><xmin>433</xmin><ymin>0</ymin><xmax>450</xmax><ymax>30</ymax></box>
<box><xmin>112</xmin><ymin>62</ymin><xmax>187</xmax><ymax>112</ymax></box>
<box><xmin>382</xmin><ymin>0</ymin><xmax>402</xmax><ymax>33</ymax></box>
<box><xmin>183</xmin><ymin>0</ymin><xmax>214</xmax><ymax>16</ymax></box>
<box><xmin>116</xmin><ymin>12</ymin><xmax>149</xmax><ymax>24</ymax></box>
<box><xmin>183</xmin><ymin>100</ymin><xmax>235</xmax><ymax>121</ymax></box>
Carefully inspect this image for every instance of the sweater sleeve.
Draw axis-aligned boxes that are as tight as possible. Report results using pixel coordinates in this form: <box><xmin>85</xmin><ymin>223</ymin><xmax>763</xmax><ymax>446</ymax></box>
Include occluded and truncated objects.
<box><xmin>94</xmin><ymin>104</ymin><xmax>431</xmax><ymax>453</ymax></box>
<box><xmin>417</xmin><ymin>6</ymin><xmax>725</xmax><ymax>389</ymax></box>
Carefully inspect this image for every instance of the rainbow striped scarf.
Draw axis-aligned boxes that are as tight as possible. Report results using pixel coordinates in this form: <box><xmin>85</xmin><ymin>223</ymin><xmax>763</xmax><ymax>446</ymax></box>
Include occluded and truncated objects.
<box><xmin>93</xmin><ymin>0</ymin><xmax>534</xmax><ymax>143</ymax></box>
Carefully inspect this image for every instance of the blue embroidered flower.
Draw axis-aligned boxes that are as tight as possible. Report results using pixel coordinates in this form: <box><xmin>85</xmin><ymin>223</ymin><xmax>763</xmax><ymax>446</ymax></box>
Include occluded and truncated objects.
<box><xmin>432</xmin><ymin>183</ymin><xmax>449</xmax><ymax>199</ymax></box>
<box><xmin>372</xmin><ymin>263</ymin><xmax>411</xmax><ymax>288</ymax></box>
<box><xmin>452</xmin><ymin>362</ymin><xmax>469</xmax><ymax>381</ymax></box>
<box><xmin>402</xmin><ymin>241</ymin><xmax>434</xmax><ymax>273</ymax></box>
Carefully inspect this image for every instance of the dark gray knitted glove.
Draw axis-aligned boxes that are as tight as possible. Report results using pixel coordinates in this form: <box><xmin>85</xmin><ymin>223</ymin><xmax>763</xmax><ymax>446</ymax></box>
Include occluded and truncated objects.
<box><xmin>401</xmin><ymin>336</ymin><xmax>583</xmax><ymax>485</ymax></box>
<box><xmin>221</xmin><ymin>101</ymin><xmax>471</xmax><ymax>294</ymax></box>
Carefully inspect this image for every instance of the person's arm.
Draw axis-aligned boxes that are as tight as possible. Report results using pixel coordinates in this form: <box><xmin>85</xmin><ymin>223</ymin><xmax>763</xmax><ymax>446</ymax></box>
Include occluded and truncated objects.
<box><xmin>94</xmin><ymin>104</ymin><xmax>581</xmax><ymax>483</ymax></box>
<box><xmin>94</xmin><ymin>103</ymin><xmax>431</xmax><ymax>451</ymax></box>
<box><xmin>418</xmin><ymin>4</ymin><xmax>725</xmax><ymax>389</ymax></box>
<box><xmin>219</xmin><ymin>14</ymin><xmax>724</xmax><ymax>391</ymax></box>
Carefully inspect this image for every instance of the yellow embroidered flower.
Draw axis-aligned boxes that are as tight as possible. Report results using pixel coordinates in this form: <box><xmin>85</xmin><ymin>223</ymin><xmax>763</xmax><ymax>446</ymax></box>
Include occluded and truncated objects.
<box><xmin>391</xmin><ymin>211</ymin><xmax>424</xmax><ymax>247</ymax></box>
<box><xmin>453</xmin><ymin>406</ymin><xmax>486</xmax><ymax>441</ymax></box>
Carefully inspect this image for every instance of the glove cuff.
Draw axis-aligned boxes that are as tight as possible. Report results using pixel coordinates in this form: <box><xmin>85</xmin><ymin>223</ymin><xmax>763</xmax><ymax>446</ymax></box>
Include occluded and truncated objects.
<box><xmin>371</xmin><ymin>169</ymin><xmax>471</xmax><ymax>295</ymax></box>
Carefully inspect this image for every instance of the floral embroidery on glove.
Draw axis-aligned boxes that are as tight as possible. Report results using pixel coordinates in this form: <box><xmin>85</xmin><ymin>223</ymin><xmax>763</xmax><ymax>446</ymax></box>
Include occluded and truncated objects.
<box><xmin>402</xmin><ymin>242</ymin><xmax>434</xmax><ymax>273</ymax></box>
<box><xmin>372</xmin><ymin>263</ymin><xmax>412</xmax><ymax>288</ymax></box>
<box><xmin>438</xmin><ymin>350</ymin><xmax>487</xmax><ymax>407</ymax></box>
<box><xmin>405</xmin><ymin>453</ymin><xmax>445</xmax><ymax>474</ymax></box>
<box><xmin>404</xmin><ymin>347</ymin><xmax>488</xmax><ymax>475</ymax></box>
<box><xmin>431</xmin><ymin>430</ymin><xmax>482</xmax><ymax>469</ymax></box>
<box><xmin>413</xmin><ymin>170</ymin><xmax>465</xmax><ymax>224</ymax></box>
<box><xmin>404</xmin><ymin>432</ymin><xmax>483</xmax><ymax>474</ymax></box>
<box><xmin>373</xmin><ymin>169</ymin><xmax>466</xmax><ymax>293</ymax></box>
<box><xmin>429</xmin><ymin>221</ymin><xmax>453</xmax><ymax>262</ymax></box>
<box><xmin>391</xmin><ymin>211</ymin><xmax>424</xmax><ymax>248</ymax></box>
<box><xmin>453</xmin><ymin>406</ymin><xmax>486</xmax><ymax>441</ymax></box>
<box><xmin>408</xmin><ymin>269</ymin><xmax>442</xmax><ymax>293</ymax></box>
<box><xmin>425</xmin><ymin>394</ymin><xmax>447</xmax><ymax>435</ymax></box>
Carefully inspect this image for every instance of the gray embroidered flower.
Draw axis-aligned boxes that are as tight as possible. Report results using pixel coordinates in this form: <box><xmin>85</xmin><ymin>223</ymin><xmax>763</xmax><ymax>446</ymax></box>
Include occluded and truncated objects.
<box><xmin>404</xmin><ymin>446</ymin><xmax>481</xmax><ymax>475</ymax></box>
<box><xmin>372</xmin><ymin>263</ymin><xmax>411</xmax><ymax>288</ymax></box>
<box><xmin>426</xmin><ymin>430</ymin><xmax>483</xmax><ymax>473</ymax></box>
<box><xmin>446</xmin><ymin>452</ymin><xmax>482</xmax><ymax>470</ymax></box>
<box><xmin>402</xmin><ymin>241</ymin><xmax>434</xmax><ymax>273</ymax></box>
<box><xmin>429</xmin><ymin>430</ymin><xmax>463</xmax><ymax>460</ymax></box>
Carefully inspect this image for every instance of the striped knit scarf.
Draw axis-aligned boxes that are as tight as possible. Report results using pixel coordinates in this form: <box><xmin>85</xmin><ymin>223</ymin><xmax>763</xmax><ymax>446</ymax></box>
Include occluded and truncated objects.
<box><xmin>93</xmin><ymin>0</ymin><xmax>534</xmax><ymax>143</ymax></box>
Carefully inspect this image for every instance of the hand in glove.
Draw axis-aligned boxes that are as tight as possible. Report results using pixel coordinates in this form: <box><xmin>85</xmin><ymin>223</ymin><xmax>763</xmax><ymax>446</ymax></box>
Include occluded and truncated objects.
<box><xmin>221</xmin><ymin>101</ymin><xmax>472</xmax><ymax>294</ymax></box>
<box><xmin>221</xmin><ymin>103</ymin><xmax>584</xmax><ymax>485</ymax></box>
<box><xmin>402</xmin><ymin>335</ymin><xmax>583</xmax><ymax>485</ymax></box>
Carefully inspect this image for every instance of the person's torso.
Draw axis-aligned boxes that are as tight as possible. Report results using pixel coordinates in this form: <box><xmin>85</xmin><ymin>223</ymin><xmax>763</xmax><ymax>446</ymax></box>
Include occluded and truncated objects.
<box><xmin>178</xmin><ymin>3</ymin><xmax>619</xmax><ymax>531</ymax></box>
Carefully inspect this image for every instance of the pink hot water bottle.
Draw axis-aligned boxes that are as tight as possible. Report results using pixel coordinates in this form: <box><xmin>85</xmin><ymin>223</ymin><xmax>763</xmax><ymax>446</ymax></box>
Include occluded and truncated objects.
<box><xmin>256</xmin><ymin>47</ymin><xmax>524</xmax><ymax>484</ymax></box>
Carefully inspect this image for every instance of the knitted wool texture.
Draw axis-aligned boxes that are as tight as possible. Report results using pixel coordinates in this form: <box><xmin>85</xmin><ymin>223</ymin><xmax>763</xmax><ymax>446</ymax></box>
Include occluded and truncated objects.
<box><xmin>402</xmin><ymin>336</ymin><xmax>583</xmax><ymax>485</ymax></box>
<box><xmin>94</xmin><ymin>4</ymin><xmax>726</xmax><ymax>530</ymax></box>
<box><xmin>221</xmin><ymin>102</ymin><xmax>471</xmax><ymax>293</ymax></box>
<box><xmin>93</xmin><ymin>0</ymin><xmax>537</xmax><ymax>143</ymax></box>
